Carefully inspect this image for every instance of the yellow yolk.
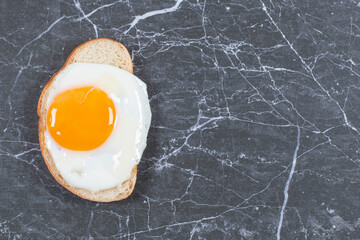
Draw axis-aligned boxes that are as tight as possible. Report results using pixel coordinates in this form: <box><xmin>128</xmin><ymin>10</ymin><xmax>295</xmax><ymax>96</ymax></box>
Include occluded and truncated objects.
<box><xmin>46</xmin><ymin>86</ymin><xmax>116</xmax><ymax>151</ymax></box>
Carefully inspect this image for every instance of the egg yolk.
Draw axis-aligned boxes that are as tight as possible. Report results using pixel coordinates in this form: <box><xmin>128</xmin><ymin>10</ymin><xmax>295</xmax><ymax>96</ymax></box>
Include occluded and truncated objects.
<box><xmin>46</xmin><ymin>86</ymin><xmax>116</xmax><ymax>151</ymax></box>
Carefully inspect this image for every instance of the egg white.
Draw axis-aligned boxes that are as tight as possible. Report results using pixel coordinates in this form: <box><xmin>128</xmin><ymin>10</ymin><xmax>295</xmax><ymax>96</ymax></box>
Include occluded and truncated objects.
<box><xmin>44</xmin><ymin>63</ymin><xmax>151</xmax><ymax>192</ymax></box>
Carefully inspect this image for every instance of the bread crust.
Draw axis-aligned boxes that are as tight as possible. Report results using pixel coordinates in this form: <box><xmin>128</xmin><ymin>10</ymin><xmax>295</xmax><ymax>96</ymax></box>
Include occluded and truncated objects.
<box><xmin>38</xmin><ymin>38</ymin><xmax>137</xmax><ymax>202</ymax></box>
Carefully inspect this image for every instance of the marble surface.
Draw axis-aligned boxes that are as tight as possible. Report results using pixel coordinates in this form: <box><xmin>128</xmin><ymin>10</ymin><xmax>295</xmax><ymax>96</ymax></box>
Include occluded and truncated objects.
<box><xmin>1</xmin><ymin>0</ymin><xmax>360</xmax><ymax>239</ymax></box>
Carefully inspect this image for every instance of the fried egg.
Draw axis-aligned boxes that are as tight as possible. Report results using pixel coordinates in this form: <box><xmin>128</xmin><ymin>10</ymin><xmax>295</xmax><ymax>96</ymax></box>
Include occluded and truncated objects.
<box><xmin>44</xmin><ymin>62</ymin><xmax>151</xmax><ymax>192</ymax></box>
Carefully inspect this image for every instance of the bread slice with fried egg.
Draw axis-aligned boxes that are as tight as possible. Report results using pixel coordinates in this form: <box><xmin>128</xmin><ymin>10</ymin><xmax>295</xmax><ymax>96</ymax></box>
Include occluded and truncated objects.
<box><xmin>38</xmin><ymin>38</ymin><xmax>146</xmax><ymax>202</ymax></box>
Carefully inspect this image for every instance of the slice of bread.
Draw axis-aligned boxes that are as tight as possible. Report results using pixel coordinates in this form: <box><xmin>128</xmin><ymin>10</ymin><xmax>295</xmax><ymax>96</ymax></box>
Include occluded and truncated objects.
<box><xmin>38</xmin><ymin>38</ymin><xmax>137</xmax><ymax>202</ymax></box>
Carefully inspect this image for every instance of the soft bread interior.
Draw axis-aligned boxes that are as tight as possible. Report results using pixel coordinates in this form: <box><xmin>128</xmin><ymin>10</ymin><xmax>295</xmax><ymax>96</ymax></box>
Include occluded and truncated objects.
<box><xmin>66</xmin><ymin>39</ymin><xmax>133</xmax><ymax>73</ymax></box>
<box><xmin>38</xmin><ymin>38</ymin><xmax>137</xmax><ymax>202</ymax></box>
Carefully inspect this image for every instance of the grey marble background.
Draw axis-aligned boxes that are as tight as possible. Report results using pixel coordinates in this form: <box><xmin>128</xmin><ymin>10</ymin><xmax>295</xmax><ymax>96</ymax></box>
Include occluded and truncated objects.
<box><xmin>1</xmin><ymin>0</ymin><xmax>360</xmax><ymax>239</ymax></box>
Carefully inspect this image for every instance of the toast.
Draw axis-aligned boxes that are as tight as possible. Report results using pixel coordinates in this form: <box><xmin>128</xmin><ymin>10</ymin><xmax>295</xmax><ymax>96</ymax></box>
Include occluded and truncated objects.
<box><xmin>38</xmin><ymin>38</ymin><xmax>137</xmax><ymax>202</ymax></box>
